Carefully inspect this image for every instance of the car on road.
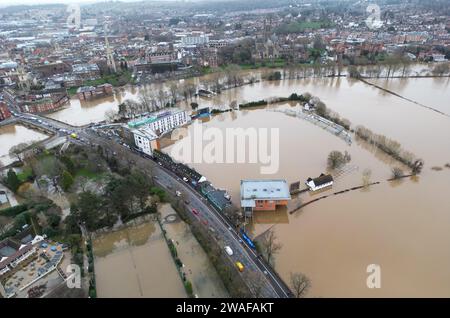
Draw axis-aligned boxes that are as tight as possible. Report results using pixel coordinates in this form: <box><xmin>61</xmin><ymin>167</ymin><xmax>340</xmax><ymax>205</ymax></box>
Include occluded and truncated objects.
<box><xmin>191</xmin><ymin>208</ymin><xmax>199</xmax><ymax>215</ymax></box>
<box><xmin>183</xmin><ymin>177</ymin><xmax>188</xmax><ymax>182</ymax></box>
<box><xmin>224</xmin><ymin>246</ymin><xmax>233</xmax><ymax>256</ymax></box>
<box><xmin>235</xmin><ymin>261</ymin><xmax>244</xmax><ymax>272</ymax></box>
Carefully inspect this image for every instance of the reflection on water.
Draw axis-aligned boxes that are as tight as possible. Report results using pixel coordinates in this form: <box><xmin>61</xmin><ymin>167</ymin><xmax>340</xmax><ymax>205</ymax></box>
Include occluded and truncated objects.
<box><xmin>0</xmin><ymin>124</ymin><xmax>48</xmax><ymax>166</ymax></box>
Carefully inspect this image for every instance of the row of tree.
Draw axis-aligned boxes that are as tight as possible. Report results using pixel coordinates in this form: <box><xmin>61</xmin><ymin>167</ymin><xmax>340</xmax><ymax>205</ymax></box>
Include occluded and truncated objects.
<box><xmin>355</xmin><ymin>125</ymin><xmax>423</xmax><ymax>173</ymax></box>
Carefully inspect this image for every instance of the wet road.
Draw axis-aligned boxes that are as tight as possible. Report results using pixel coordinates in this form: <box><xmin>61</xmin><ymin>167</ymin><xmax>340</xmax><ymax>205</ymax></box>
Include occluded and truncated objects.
<box><xmin>7</xmin><ymin>110</ymin><xmax>292</xmax><ymax>298</ymax></box>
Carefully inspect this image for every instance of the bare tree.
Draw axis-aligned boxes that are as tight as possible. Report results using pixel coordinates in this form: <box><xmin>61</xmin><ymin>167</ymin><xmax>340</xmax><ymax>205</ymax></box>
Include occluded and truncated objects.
<box><xmin>260</xmin><ymin>228</ymin><xmax>282</xmax><ymax>265</ymax></box>
<box><xmin>105</xmin><ymin>109</ymin><xmax>117</xmax><ymax>123</ymax></box>
<box><xmin>290</xmin><ymin>272</ymin><xmax>311</xmax><ymax>298</ymax></box>
<box><xmin>362</xmin><ymin>168</ymin><xmax>372</xmax><ymax>187</ymax></box>
<box><xmin>391</xmin><ymin>167</ymin><xmax>404</xmax><ymax>179</ymax></box>
<box><xmin>169</xmin><ymin>83</ymin><xmax>178</xmax><ymax>106</ymax></box>
<box><xmin>9</xmin><ymin>142</ymin><xmax>30</xmax><ymax>163</ymax></box>
<box><xmin>247</xmin><ymin>271</ymin><xmax>266</xmax><ymax>298</ymax></box>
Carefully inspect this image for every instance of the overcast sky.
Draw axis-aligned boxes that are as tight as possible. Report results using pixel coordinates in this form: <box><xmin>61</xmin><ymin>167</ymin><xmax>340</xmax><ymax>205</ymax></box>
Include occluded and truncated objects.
<box><xmin>0</xmin><ymin>0</ymin><xmax>175</xmax><ymax>7</ymax></box>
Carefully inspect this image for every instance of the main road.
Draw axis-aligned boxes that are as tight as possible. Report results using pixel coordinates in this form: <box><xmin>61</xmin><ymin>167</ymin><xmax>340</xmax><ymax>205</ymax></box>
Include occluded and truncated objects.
<box><xmin>9</xmin><ymin>110</ymin><xmax>293</xmax><ymax>298</ymax></box>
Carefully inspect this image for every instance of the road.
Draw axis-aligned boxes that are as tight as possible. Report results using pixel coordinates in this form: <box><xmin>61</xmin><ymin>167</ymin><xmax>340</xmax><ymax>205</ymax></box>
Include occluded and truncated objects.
<box><xmin>8</xmin><ymin>110</ymin><xmax>293</xmax><ymax>298</ymax></box>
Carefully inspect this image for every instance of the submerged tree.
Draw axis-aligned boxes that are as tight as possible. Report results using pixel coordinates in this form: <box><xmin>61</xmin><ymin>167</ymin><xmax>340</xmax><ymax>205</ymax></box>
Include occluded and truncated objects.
<box><xmin>290</xmin><ymin>272</ymin><xmax>311</xmax><ymax>298</ymax></box>
<box><xmin>260</xmin><ymin>228</ymin><xmax>282</xmax><ymax>265</ymax></box>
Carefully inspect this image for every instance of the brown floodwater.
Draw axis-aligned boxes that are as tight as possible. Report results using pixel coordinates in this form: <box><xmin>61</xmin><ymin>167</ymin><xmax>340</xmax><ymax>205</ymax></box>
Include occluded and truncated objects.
<box><xmin>9</xmin><ymin>69</ymin><xmax>449</xmax><ymax>297</ymax></box>
<box><xmin>0</xmin><ymin>124</ymin><xmax>48</xmax><ymax>166</ymax></box>
<box><xmin>158</xmin><ymin>203</ymin><xmax>229</xmax><ymax>298</ymax></box>
<box><xmin>162</xmin><ymin>76</ymin><xmax>450</xmax><ymax>297</ymax></box>
<box><xmin>93</xmin><ymin>221</ymin><xmax>186</xmax><ymax>298</ymax></box>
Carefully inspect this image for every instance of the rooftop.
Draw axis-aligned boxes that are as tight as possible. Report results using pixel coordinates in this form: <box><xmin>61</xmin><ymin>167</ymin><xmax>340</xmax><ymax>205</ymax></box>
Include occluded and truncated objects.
<box><xmin>128</xmin><ymin>108</ymin><xmax>186</xmax><ymax>128</ymax></box>
<box><xmin>240</xmin><ymin>179</ymin><xmax>291</xmax><ymax>201</ymax></box>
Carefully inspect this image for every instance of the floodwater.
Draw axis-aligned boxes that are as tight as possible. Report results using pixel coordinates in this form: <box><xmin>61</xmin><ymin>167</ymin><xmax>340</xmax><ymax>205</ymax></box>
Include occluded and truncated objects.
<box><xmin>12</xmin><ymin>67</ymin><xmax>450</xmax><ymax>297</ymax></box>
<box><xmin>0</xmin><ymin>124</ymin><xmax>48</xmax><ymax>166</ymax></box>
<box><xmin>163</xmin><ymin>76</ymin><xmax>450</xmax><ymax>297</ymax></box>
<box><xmin>158</xmin><ymin>203</ymin><xmax>229</xmax><ymax>298</ymax></box>
<box><xmin>93</xmin><ymin>221</ymin><xmax>186</xmax><ymax>298</ymax></box>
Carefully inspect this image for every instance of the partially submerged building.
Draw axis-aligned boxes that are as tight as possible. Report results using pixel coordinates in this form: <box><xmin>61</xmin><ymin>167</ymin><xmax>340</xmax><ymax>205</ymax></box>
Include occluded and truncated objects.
<box><xmin>240</xmin><ymin>180</ymin><xmax>291</xmax><ymax>215</ymax></box>
<box><xmin>306</xmin><ymin>173</ymin><xmax>334</xmax><ymax>191</ymax></box>
<box><xmin>76</xmin><ymin>84</ymin><xmax>113</xmax><ymax>101</ymax></box>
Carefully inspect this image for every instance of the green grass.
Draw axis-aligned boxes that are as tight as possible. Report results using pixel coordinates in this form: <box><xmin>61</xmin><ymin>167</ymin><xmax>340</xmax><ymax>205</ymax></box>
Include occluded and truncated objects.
<box><xmin>67</xmin><ymin>71</ymin><xmax>135</xmax><ymax>96</ymax></box>
<box><xmin>17</xmin><ymin>166</ymin><xmax>33</xmax><ymax>183</ymax></box>
<box><xmin>75</xmin><ymin>168</ymin><xmax>102</xmax><ymax>180</ymax></box>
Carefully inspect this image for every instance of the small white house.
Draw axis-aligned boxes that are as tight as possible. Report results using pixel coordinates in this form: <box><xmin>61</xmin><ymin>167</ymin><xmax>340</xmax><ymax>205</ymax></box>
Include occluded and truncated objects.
<box><xmin>306</xmin><ymin>173</ymin><xmax>334</xmax><ymax>191</ymax></box>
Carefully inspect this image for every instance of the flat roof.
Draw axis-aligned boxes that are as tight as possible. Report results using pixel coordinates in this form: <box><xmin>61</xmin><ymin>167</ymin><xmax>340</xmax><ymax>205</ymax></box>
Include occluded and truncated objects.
<box><xmin>240</xmin><ymin>180</ymin><xmax>291</xmax><ymax>201</ymax></box>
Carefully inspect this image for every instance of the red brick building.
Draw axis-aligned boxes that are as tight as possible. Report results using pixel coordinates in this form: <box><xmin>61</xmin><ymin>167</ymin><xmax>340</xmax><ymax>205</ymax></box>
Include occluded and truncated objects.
<box><xmin>0</xmin><ymin>101</ymin><xmax>11</xmax><ymax>121</ymax></box>
<box><xmin>76</xmin><ymin>84</ymin><xmax>113</xmax><ymax>101</ymax></box>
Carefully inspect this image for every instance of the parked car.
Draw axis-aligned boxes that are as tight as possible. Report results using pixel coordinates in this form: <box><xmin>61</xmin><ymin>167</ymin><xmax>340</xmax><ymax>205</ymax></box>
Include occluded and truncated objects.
<box><xmin>224</xmin><ymin>246</ymin><xmax>233</xmax><ymax>256</ymax></box>
<box><xmin>192</xmin><ymin>209</ymin><xmax>199</xmax><ymax>215</ymax></box>
<box><xmin>235</xmin><ymin>261</ymin><xmax>244</xmax><ymax>272</ymax></box>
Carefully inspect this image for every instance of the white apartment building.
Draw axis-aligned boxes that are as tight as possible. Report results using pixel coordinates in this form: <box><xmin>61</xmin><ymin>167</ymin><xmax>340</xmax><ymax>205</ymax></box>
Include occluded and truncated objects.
<box><xmin>129</xmin><ymin>109</ymin><xmax>189</xmax><ymax>156</ymax></box>
<box><xmin>132</xmin><ymin>127</ymin><xmax>159</xmax><ymax>156</ymax></box>
<box><xmin>147</xmin><ymin>110</ymin><xmax>189</xmax><ymax>134</ymax></box>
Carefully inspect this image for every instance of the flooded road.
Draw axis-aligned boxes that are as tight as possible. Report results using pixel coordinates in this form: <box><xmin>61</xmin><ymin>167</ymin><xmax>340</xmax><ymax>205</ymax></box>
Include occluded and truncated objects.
<box><xmin>0</xmin><ymin>124</ymin><xmax>49</xmax><ymax>166</ymax></box>
<box><xmin>159</xmin><ymin>204</ymin><xmax>229</xmax><ymax>298</ymax></box>
<box><xmin>93</xmin><ymin>220</ymin><xmax>186</xmax><ymax>298</ymax></box>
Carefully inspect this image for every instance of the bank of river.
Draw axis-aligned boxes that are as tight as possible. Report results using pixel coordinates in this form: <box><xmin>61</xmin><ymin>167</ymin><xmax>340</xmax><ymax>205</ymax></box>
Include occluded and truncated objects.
<box><xmin>0</xmin><ymin>124</ymin><xmax>49</xmax><ymax>166</ymax></box>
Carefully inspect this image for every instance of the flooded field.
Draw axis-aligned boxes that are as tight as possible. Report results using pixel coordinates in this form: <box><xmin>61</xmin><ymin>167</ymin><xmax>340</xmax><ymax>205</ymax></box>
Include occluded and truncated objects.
<box><xmin>159</xmin><ymin>204</ymin><xmax>228</xmax><ymax>298</ymax></box>
<box><xmin>163</xmin><ymin>76</ymin><xmax>450</xmax><ymax>297</ymax></box>
<box><xmin>4</xmin><ymin>68</ymin><xmax>449</xmax><ymax>297</ymax></box>
<box><xmin>0</xmin><ymin>124</ymin><xmax>49</xmax><ymax>166</ymax></box>
<box><xmin>93</xmin><ymin>220</ymin><xmax>186</xmax><ymax>298</ymax></box>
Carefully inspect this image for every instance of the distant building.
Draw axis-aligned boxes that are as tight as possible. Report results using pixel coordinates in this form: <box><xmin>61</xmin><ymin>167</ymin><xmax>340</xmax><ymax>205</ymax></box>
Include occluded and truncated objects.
<box><xmin>34</xmin><ymin>61</ymin><xmax>71</xmax><ymax>78</ymax></box>
<box><xmin>240</xmin><ymin>179</ymin><xmax>291</xmax><ymax>214</ymax></box>
<box><xmin>3</xmin><ymin>87</ymin><xmax>69</xmax><ymax>114</ymax></box>
<box><xmin>0</xmin><ymin>101</ymin><xmax>11</xmax><ymax>121</ymax></box>
<box><xmin>181</xmin><ymin>34</ymin><xmax>209</xmax><ymax>46</ymax></box>
<box><xmin>72</xmin><ymin>63</ymin><xmax>101</xmax><ymax>81</ymax></box>
<box><xmin>77</xmin><ymin>84</ymin><xmax>113</xmax><ymax>101</ymax></box>
<box><xmin>306</xmin><ymin>173</ymin><xmax>334</xmax><ymax>191</ymax></box>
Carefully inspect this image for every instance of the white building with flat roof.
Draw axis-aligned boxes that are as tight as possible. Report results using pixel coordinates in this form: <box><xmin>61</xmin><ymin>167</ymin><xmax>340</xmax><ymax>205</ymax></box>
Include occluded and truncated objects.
<box><xmin>128</xmin><ymin>109</ymin><xmax>189</xmax><ymax>135</ymax></box>
<box><xmin>240</xmin><ymin>179</ymin><xmax>291</xmax><ymax>213</ymax></box>
<box><xmin>132</xmin><ymin>127</ymin><xmax>159</xmax><ymax>156</ymax></box>
<box><xmin>128</xmin><ymin>109</ymin><xmax>189</xmax><ymax>156</ymax></box>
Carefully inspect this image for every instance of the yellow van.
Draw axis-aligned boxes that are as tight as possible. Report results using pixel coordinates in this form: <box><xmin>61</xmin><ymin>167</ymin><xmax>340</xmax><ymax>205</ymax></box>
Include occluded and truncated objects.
<box><xmin>235</xmin><ymin>261</ymin><xmax>244</xmax><ymax>272</ymax></box>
